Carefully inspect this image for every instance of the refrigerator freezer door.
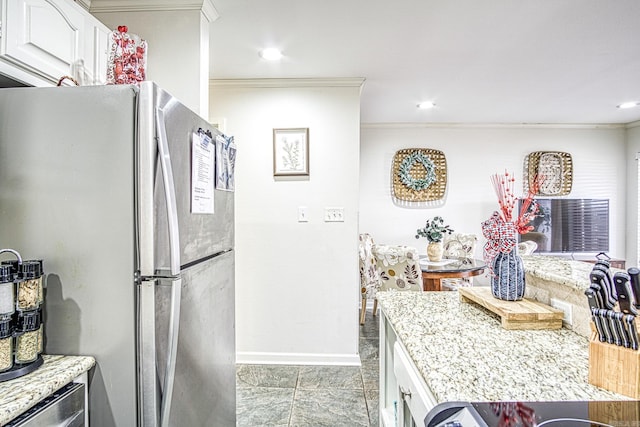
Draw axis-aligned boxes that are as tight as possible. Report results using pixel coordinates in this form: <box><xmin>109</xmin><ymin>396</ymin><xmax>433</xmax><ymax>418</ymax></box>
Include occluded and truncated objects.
<box><xmin>155</xmin><ymin>250</ymin><xmax>236</xmax><ymax>426</ymax></box>
<box><xmin>136</xmin><ymin>83</ymin><xmax>234</xmax><ymax>277</ymax></box>
<box><xmin>0</xmin><ymin>85</ymin><xmax>139</xmax><ymax>427</ymax></box>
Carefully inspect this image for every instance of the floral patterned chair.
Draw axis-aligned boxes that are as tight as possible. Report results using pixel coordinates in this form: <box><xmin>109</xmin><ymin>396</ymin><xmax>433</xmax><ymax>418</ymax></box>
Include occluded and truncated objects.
<box><xmin>371</xmin><ymin>244</ymin><xmax>423</xmax><ymax>294</ymax></box>
<box><xmin>358</xmin><ymin>233</ymin><xmax>381</xmax><ymax>325</ymax></box>
<box><xmin>517</xmin><ymin>240</ymin><xmax>538</xmax><ymax>255</ymax></box>
<box><xmin>441</xmin><ymin>232</ymin><xmax>478</xmax><ymax>290</ymax></box>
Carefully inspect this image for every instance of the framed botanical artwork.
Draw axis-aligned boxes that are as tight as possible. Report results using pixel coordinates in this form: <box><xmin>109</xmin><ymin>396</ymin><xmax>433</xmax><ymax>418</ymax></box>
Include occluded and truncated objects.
<box><xmin>273</xmin><ymin>128</ymin><xmax>309</xmax><ymax>176</ymax></box>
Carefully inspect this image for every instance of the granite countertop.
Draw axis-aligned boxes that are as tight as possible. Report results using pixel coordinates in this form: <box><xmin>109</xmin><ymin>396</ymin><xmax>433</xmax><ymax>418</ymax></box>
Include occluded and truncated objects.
<box><xmin>0</xmin><ymin>354</ymin><xmax>95</xmax><ymax>425</ymax></box>
<box><xmin>521</xmin><ymin>255</ymin><xmax>593</xmax><ymax>292</ymax></box>
<box><xmin>377</xmin><ymin>291</ymin><xmax>627</xmax><ymax>403</ymax></box>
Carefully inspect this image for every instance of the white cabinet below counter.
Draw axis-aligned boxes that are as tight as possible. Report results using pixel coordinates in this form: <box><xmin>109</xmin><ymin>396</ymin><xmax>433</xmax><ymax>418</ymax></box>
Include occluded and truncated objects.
<box><xmin>0</xmin><ymin>0</ymin><xmax>110</xmax><ymax>86</ymax></box>
<box><xmin>378</xmin><ymin>291</ymin><xmax>629</xmax><ymax>427</ymax></box>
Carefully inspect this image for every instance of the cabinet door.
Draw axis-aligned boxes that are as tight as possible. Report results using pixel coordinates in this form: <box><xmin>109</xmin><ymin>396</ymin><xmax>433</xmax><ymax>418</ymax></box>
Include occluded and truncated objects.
<box><xmin>83</xmin><ymin>18</ymin><xmax>110</xmax><ymax>85</ymax></box>
<box><xmin>4</xmin><ymin>0</ymin><xmax>84</xmax><ymax>82</ymax></box>
<box><xmin>394</xmin><ymin>342</ymin><xmax>437</xmax><ymax>426</ymax></box>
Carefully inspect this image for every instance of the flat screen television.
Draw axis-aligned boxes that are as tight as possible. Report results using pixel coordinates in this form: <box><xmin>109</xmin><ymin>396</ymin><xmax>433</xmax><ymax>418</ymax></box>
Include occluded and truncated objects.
<box><xmin>518</xmin><ymin>198</ymin><xmax>609</xmax><ymax>253</ymax></box>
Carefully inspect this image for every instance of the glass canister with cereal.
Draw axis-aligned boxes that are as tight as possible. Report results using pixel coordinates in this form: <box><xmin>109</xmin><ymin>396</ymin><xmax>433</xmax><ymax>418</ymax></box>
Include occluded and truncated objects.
<box><xmin>14</xmin><ymin>310</ymin><xmax>41</xmax><ymax>364</ymax></box>
<box><xmin>16</xmin><ymin>260</ymin><xmax>43</xmax><ymax>311</ymax></box>
<box><xmin>0</xmin><ymin>316</ymin><xmax>12</xmax><ymax>372</ymax></box>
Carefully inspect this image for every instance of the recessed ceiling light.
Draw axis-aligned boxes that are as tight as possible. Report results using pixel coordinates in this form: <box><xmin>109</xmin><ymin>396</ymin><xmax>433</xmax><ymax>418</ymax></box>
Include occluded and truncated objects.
<box><xmin>259</xmin><ymin>48</ymin><xmax>283</xmax><ymax>61</ymax></box>
<box><xmin>417</xmin><ymin>101</ymin><xmax>436</xmax><ymax>109</ymax></box>
<box><xmin>617</xmin><ymin>101</ymin><xmax>640</xmax><ymax>109</ymax></box>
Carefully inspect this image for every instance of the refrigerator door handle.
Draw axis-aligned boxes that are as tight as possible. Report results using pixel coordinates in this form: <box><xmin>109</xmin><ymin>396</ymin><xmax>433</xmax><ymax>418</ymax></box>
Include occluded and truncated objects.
<box><xmin>138</xmin><ymin>279</ymin><xmax>160</xmax><ymax>427</ymax></box>
<box><xmin>160</xmin><ymin>277</ymin><xmax>182</xmax><ymax>427</ymax></box>
<box><xmin>155</xmin><ymin>107</ymin><xmax>180</xmax><ymax>276</ymax></box>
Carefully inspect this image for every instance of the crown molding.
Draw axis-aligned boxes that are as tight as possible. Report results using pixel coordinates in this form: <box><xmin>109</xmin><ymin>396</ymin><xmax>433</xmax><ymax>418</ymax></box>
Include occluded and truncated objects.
<box><xmin>361</xmin><ymin>122</ymin><xmax>627</xmax><ymax>130</ymax></box>
<box><xmin>89</xmin><ymin>0</ymin><xmax>219</xmax><ymax>21</ymax></box>
<box><xmin>209</xmin><ymin>78</ymin><xmax>365</xmax><ymax>89</ymax></box>
<box><xmin>74</xmin><ymin>0</ymin><xmax>91</xmax><ymax>11</ymax></box>
<box><xmin>626</xmin><ymin>120</ymin><xmax>640</xmax><ymax>129</ymax></box>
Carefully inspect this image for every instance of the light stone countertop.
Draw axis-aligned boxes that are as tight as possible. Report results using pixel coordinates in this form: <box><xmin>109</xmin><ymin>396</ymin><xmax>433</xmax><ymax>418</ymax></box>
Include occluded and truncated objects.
<box><xmin>377</xmin><ymin>291</ymin><xmax>628</xmax><ymax>403</ymax></box>
<box><xmin>521</xmin><ymin>255</ymin><xmax>594</xmax><ymax>292</ymax></box>
<box><xmin>0</xmin><ymin>354</ymin><xmax>95</xmax><ymax>425</ymax></box>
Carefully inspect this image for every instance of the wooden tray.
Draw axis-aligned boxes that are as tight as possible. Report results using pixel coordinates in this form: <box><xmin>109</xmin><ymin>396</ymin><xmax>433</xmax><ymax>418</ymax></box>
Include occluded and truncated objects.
<box><xmin>459</xmin><ymin>287</ymin><xmax>564</xmax><ymax>330</ymax></box>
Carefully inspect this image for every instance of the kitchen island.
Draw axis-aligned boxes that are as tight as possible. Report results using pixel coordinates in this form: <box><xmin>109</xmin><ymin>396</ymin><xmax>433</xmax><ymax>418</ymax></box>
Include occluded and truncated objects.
<box><xmin>377</xmin><ymin>291</ymin><xmax>627</xmax><ymax>426</ymax></box>
<box><xmin>521</xmin><ymin>255</ymin><xmax>620</xmax><ymax>337</ymax></box>
<box><xmin>0</xmin><ymin>354</ymin><xmax>95</xmax><ymax>425</ymax></box>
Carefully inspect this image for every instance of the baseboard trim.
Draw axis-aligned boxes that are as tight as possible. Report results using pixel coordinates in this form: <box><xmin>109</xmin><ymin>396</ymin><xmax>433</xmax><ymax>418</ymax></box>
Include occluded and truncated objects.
<box><xmin>236</xmin><ymin>351</ymin><xmax>362</xmax><ymax>366</ymax></box>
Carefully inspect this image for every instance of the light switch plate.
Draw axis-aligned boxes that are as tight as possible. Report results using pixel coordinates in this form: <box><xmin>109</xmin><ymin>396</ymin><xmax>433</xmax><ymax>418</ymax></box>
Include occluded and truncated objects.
<box><xmin>298</xmin><ymin>206</ymin><xmax>308</xmax><ymax>222</ymax></box>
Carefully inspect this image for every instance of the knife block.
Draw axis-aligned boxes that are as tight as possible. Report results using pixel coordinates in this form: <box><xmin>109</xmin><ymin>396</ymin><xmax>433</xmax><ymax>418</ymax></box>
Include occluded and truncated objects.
<box><xmin>588</xmin><ymin>328</ymin><xmax>640</xmax><ymax>398</ymax></box>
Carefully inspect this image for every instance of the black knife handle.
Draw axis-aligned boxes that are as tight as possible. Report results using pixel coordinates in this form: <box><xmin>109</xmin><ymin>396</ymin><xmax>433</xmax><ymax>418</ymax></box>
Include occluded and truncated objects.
<box><xmin>591</xmin><ymin>269</ymin><xmax>615</xmax><ymax>309</ymax></box>
<box><xmin>628</xmin><ymin>267</ymin><xmax>640</xmax><ymax>308</ymax></box>
<box><xmin>593</xmin><ymin>264</ymin><xmax>618</xmax><ymax>303</ymax></box>
<box><xmin>591</xmin><ymin>307</ymin><xmax>606</xmax><ymax>342</ymax></box>
<box><xmin>625</xmin><ymin>314</ymin><xmax>639</xmax><ymax>351</ymax></box>
<box><xmin>608</xmin><ymin>310</ymin><xmax>623</xmax><ymax>346</ymax></box>
<box><xmin>616</xmin><ymin>312</ymin><xmax>631</xmax><ymax>348</ymax></box>
<box><xmin>599</xmin><ymin>309</ymin><xmax>614</xmax><ymax>344</ymax></box>
<box><xmin>585</xmin><ymin>287</ymin><xmax>601</xmax><ymax>310</ymax></box>
<box><xmin>614</xmin><ymin>272</ymin><xmax>637</xmax><ymax>315</ymax></box>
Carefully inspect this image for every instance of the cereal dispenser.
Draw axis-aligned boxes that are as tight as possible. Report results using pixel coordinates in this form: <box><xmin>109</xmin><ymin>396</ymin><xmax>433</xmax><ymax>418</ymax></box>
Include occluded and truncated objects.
<box><xmin>0</xmin><ymin>249</ymin><xmax>44</xmax><ymax>381</ymax></box>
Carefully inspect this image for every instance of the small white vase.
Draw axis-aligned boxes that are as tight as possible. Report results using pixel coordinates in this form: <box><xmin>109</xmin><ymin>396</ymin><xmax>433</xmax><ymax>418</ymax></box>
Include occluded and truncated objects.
<box><xmin>427</xmin><ymin>241</ymin><xmax>444</xmax><ymax>262</ymax></box>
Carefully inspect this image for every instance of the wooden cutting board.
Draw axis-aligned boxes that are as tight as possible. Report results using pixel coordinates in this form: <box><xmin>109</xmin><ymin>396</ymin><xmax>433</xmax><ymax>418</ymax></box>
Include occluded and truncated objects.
<box><xmin>459</xmin><ymin>286</ymin><xmax>564</xmax><ymax>330</ymax></box>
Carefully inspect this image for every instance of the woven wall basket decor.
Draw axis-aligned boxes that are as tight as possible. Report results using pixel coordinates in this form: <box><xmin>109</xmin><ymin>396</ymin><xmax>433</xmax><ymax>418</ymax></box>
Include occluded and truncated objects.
<box><xmin>391</xmin><ymin>148</ymin><xmax>447</xmax><ymax>202</ymax></box>
<box><xmin>525</xmin><ymin>151</ymin><xmax>573</xmax><ymax>196</ymax></box>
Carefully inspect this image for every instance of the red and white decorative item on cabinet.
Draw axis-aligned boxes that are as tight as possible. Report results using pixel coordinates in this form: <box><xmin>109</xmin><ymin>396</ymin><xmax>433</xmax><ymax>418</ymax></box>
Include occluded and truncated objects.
<box><xmin>107</xmin><ymin>26</ymin><xmax>147</xmax><ymax>85</ymax></box>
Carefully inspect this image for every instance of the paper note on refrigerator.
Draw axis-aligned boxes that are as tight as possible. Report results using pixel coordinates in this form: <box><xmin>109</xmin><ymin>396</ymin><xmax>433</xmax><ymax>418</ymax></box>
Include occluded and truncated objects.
<box><xmin>191</xmin><ymin>131</ymin><xmax>215</xmax><ymax>214</ymax></box>
<box><xmin>215</xmin><ymin>134</ymin><xmax>236</xmax><ymax>192</ymax></box>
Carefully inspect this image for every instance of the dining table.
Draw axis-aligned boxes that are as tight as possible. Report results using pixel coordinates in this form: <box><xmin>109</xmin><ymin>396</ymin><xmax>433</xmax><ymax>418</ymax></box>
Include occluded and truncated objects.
<box><xmin>418</xmin><ymin>256</ymin><xmax>487</xmax><ymax>291</ymax></box>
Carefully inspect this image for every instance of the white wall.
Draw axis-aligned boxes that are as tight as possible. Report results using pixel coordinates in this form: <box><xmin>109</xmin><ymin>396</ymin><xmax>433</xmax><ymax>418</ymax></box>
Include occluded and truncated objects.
<box><xmin>360</xmin><ymin>124</ymin><xmax>627</xmax><ymax>281</ymax></box>
<box><xmin>210</xmin><ymin>79</ymin><xmax>363</xmax><ymax>365</ymax></box>
<box><xmin>626</xmin><ymin>121</ymin><xmax>640</xmax><ymax>267</ymax></box>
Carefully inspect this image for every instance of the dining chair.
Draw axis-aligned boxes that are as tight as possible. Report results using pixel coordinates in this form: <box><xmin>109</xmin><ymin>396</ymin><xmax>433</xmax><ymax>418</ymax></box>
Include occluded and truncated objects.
<box><xmin>517</xmin><ymin>240</ymin><xmax>538</xmax><ymax>255</ymax></box>
<box><xmin>371</xmin><ymin>244</ymin><xmax>424</xmax><ymax>293</ymax></box>
<box><xmin>358</xmin><ymin>233</ymin><xmax>381</xmax><ymax>325</ymax></box>
<box><xmin>441</xmin><ymin>232</ymin><xmax>478</xmax><ymax>290</ymax></box>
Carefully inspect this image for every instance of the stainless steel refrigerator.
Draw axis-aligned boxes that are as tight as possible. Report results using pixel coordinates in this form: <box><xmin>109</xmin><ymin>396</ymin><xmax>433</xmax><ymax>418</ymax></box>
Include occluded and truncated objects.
<box><xmin>0</xmin><ymin>82</ymin><xmax>235</xmax><ymax>426</ymax></box>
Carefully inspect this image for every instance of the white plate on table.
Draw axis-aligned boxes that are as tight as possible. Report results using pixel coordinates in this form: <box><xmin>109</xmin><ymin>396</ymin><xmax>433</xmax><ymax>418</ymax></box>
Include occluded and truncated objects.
<box><xmin>419</xmin><ymin>258</ymin><xmax>456</xmax><ymax>266</ymax></box>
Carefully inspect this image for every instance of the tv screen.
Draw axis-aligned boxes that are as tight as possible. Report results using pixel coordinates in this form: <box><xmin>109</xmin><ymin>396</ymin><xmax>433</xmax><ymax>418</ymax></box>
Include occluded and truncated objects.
<box><xmin>519</xmin><ymin>198</ymin><xmax>609</xmax><ymax>253</ymax></box>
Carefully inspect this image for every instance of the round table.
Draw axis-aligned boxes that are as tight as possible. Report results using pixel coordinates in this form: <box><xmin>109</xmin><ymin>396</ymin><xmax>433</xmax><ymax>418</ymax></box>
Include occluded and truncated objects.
<box><xmin>419</xmin><ymin>257</ymin><xmax>486</xmax><ymax>291</ymax></box>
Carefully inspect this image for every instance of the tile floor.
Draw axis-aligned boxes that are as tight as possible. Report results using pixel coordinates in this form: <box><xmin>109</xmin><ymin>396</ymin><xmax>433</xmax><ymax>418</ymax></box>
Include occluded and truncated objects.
<box><xmin>236</xmin><ymin>309</ymin><xmax>380</xmax><ymax>426</ymax></box>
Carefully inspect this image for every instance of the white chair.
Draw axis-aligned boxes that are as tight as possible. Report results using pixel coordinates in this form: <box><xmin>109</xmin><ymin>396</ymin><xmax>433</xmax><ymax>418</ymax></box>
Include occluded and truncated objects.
<box><xmin>441</xmin><ymin>232</ymin><xmax>478</xmax><ymax>290</ymax></box>
<box><xmin>518</xmin><ymin>240</ymin><xmax>538</xmax><ymax>255</ymax></box>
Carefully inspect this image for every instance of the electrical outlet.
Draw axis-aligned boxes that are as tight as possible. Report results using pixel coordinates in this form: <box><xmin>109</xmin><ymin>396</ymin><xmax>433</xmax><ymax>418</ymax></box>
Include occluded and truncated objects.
<box><xmin>550</xmin><ymin>298</ymin><xmax>573</xmax><ymax>325</ymax></box>
<box><xmin>324</xmin><ymin>207</ymin><xmax>344</xmax><ymax>222</ymax></box>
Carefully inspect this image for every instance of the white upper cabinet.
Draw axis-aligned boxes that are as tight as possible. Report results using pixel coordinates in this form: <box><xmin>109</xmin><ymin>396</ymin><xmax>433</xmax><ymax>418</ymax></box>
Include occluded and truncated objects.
<box><xmin>1</xmin><ymin>0</ymin><xmax>110</xmax><ymax>86</ymax></box>
<box><xmin>83</xmin><ymin>17</ymin><xmax>110</xmax><ymax>85</ymax></box>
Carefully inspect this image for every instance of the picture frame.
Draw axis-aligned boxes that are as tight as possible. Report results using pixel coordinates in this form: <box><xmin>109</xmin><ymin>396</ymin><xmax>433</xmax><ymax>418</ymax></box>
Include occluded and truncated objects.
<box><xmin>273</xmin><ymin>128</ymin><xmax>309</xmax><ymax>176</ymax></box>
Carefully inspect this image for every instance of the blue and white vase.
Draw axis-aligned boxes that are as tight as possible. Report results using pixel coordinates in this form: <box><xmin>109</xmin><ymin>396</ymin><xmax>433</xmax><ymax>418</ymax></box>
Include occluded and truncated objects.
<box><xmin>491</xmin><ymin>248</ymin><xmax>525</xmax><ymax>301</ymax></box>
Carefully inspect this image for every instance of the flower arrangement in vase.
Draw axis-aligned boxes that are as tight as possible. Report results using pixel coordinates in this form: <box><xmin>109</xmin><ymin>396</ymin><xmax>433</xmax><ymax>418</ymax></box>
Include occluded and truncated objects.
<box><xmin>415</xmin><ymin>216</ymin><xmax>454</xmax><ymax>262</ymax></box>
<box><xmin>482</xmin><ymin>171</ymin><xmax>542</xmax><ymax>301</ymax></box>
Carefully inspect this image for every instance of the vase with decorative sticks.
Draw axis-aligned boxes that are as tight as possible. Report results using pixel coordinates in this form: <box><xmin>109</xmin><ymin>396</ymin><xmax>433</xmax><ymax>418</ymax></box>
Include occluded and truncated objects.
<box><xmin>482</xmin><ymin>171</ymin><xmax>541</xmax><ymax>301</ymax></box>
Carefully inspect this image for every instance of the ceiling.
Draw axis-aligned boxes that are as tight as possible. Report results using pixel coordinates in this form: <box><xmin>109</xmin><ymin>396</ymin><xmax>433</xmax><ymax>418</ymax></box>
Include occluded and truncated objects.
<box><xmin>208</xmin><ymin>0</ymin><xmax>640</xmax><ymax>125</ymax></box>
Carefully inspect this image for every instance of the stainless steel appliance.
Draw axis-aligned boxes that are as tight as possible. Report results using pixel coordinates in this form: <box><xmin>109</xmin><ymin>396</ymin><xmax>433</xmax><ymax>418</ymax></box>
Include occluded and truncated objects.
<box><xmin>0</xmin><ymin>83</ymin><xmax>235</xmax><ymax>426</ymax></box>
<box><xmin>424</xmin><ymin>400</ymin><xmax>640</xmax><ymax>426</ymax></box>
